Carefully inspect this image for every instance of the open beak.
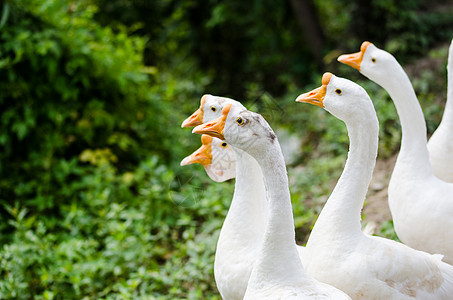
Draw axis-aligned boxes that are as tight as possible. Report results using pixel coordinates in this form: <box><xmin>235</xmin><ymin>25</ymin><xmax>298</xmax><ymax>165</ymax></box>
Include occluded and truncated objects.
<box><xmin>337</xmin><ymin>41</ymin><xmax>372</xmax><ymax>71</ymax></box>
<box><xmin>181</xmin><ymin>95</ymin><xmax>210</xmax><ymax>128</ymax></box>
<box><xmin>192</xmin><ymin>104</ymin><xmax>231</xmax><ymax>140</ymax></box>
<box><xmin>296</xmin><ymin>73</ymin><xmax>333</xmax><ymax>108</ymax></box>
<box><xmin>180</xmin><ymin>135</ymin><xmax>213</xmax><ymax>166</ymax></box>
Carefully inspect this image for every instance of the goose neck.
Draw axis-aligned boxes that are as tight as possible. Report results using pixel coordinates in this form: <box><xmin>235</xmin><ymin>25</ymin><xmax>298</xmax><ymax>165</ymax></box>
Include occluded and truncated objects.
<box><xmin>311</xmin><ymin>117</ymin><xmax>378</xmax><ymax>238</ymax></box>
<box><xmin>249</xmin><ymin>138</ymin><xmax>307</xmax><ymax>280</ymax></box>
<box><xmin>385</xmin><ymin>67</ymin><xmax>428</xmax><ymax>149</ymax></box>
<box><xmin>379</xmin><ymin>63</ymin><xmax>433</xmax><ymax>175</ymax></box>
<box><xmin>254</xmin><ymin>142</ymin><xmax>295</xmax><ymax>246</ymax></box>
<box><xmin>226</xmin><ymin>147</ymin><xmax>267</xmax><ymax>228</ymax></box>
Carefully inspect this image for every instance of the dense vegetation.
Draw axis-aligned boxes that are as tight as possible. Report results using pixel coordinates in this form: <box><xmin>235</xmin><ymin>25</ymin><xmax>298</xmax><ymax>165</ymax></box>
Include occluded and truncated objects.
<box><xmin>0</xmin><ymin>0</ymin><xmax>452</xmax><ymax>298</ymax></box>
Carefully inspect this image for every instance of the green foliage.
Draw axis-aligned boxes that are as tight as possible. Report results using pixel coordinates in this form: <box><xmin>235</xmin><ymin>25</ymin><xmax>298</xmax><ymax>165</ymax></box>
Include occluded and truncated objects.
<box><xmin>317</xmin><ymin>0</ymin><xmax>453</xmax><ymax>64</ymax></box>
<box><xmin>93</xmin><ymin>0</ymin><xmax>453</xmax><ymax>99</ymax></box>
<box><xmin>94</xmin><ymin>0</ymin><xmax>319</xmax><ymax>98</ymax></box>
<box><xmin>0</xmin><ymin>0</ymin><xmax>202</xmax><ymax>214</ymax></box>
<box><xmin>0</xmin><ymin>156</ymin><xmax>232</xmax><ymax>298</ymax></box>
<box><xmin>0</xmin><ymin>0</ymin><xmax>224</xmax><ymax>298</ymax></box>
<box><xmin>379</xmin><ymin>220</ymin><xmax>400</xmax><ymax>242</ymax></box>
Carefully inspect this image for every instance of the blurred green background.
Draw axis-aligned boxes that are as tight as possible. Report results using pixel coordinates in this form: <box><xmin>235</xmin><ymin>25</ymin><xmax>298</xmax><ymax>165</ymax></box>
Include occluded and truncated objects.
<box><xmin>1</xmin><ymin>0</ymin><xmax>453</xmax><ymax>298</ymax></box>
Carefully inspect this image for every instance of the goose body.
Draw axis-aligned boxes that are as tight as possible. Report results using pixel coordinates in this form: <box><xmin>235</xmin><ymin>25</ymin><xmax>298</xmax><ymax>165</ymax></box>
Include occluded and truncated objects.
<box><xmin>338</xmin><ymin>42</ymin><xmax>453</xmax><ymax>264</ymax></box>
<box><xmin>183</xmin><ymin>95</ymin><xmax>267</xmax><ymax>299</ymax></box>
<box><xmin>296</xmin><ymin>73</ymin><xmax>453</xmax><ymax>299</ymax></box>
<box><xmin>183</xmin><ymin>95</ymin><xmax>313</xmax><ymax>299</ymax></box>
<box><xmin>194</xmin><ymin>104</ymin><xmax>351</xmax><ymax>299</ymax></box>
<box><xmin>427</xmin><ymin>38</ymin><xmax>453</xmax><ymax>183</ymax></box>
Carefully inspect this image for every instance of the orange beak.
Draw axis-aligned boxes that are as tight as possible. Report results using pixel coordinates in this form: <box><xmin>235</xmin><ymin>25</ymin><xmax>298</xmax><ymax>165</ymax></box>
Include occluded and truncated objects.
<box><xmin>296</xmin><ymin>72</ymin><xmax>333</xmax><ymax>108</ymax></box>
<box><xmin>337</xmin><ymin>41</ymin><xmax>372</xmax><ymax>71</ymax></box>
<box><xmin>181</xmin><ymin>95</ymin><xmax>209</xmax><ymax>128</ymax></box>
<box><xmin>192</xmin><ymin>104</ymin><xmax>232</xmax><ymax>140</ymax></box>
<box><xmin>180</xmin><ymin>135</ymin><xmax>213</xmax><ymax>166</ymax></box>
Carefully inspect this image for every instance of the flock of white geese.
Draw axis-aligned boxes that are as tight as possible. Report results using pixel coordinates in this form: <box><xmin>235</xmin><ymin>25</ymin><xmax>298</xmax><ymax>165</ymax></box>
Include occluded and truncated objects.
<box><xmin>180</xmin><ymin>40</ymin><xmax>453</xmax><ymax>299</ymax></box>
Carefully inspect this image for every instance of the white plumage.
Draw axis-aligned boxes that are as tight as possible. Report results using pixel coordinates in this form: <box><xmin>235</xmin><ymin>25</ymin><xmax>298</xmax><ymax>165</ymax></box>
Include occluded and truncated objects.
<box><xmin>427</xmin><ymin>38</ymin><xmax>453</xmax><ymax>183</ymax></box>
<box><xmin>183</xmin><ymin>95</ymin><xmax>321</xmax><ymax>299</ymax></box>
<box><xmin>193</xmin><ymin>103</ymin><xmax>351</xmax><ymax>299</ymax></box>
<box><xmin>296</xmin><ymin>72</ymin><xmax>453</xmax><ymax>299</ymax></box>
<box><xmin>182</xmin><ymin>95</ymin><xmax>268</xmax><ymax>299</ymax></box>
<box><xmin>338</xmin><ymin>42</ymin><xmax>453</xmax><ymax>264</ymax></box>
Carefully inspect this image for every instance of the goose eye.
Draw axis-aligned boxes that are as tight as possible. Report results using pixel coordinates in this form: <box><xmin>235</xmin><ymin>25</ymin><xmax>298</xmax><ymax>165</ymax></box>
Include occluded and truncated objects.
<box><xmin>236</xmin><ymin>117</ymin><xmax>244</xmax><ymax>125</ymax></box>
<box><xmin>211</xmin><ymin>107</ymin><xmax>217</xmax><ymax>112</ymax></box>
<box><xmin>220</xmin><ymin>142</ymin><xmax>228</xmax><ymax>148</ymax></box>
<box><xmin>335</xmin><ymin>88</ymin><xmax>342</xmax><ymax>95</ymax></box>
<box><xmin>371</xmin><ymin>58</ymin><xmax>376</xmax><ymax>63</ymax></box>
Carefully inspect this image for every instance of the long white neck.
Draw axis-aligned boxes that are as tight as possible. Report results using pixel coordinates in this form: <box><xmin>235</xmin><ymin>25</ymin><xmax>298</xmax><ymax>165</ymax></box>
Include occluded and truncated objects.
<box><xmin>250</xmin><ymin>138</ymin><xmax>308</xmax><ymax>281</ymax></box>
<box><xmin>214</xmin><ymin>147</ymin><xmax>268</xmax><ymax>300</ymax></box>
<box><xmin>376</xmin><ymin>63</ymin><xmax>432</xmax><ymax>174</ymax></box>
<box><xmin>224</xmin><ymin>147</ymin><xmax>268</xmax><ymax>240</ymax></box>
<box><xmin>309</xmin><ymin>114</ymin><xmax>378</xmax><ymax>240</ymax></box>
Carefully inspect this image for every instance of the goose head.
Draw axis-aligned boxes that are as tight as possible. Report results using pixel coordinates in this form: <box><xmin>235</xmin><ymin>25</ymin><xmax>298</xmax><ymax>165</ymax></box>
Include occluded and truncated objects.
<box><xmin>181</xmin><ymin>134</ymin><xmax>236</xmax><ymax>182</ymax></box>
<box><xmin>181</xmin><ymin>94</ymin><xmax>246</xmax><ymax>128</ymax></box>
<box><xmin>338</xmin><ymin>41</ymin><xmax>400</xmax><ymax>87</ymax></box>
<box><xmin>192</xmin><ymin>104</ymin><xmax>277</xmax><ymax>155</ymax></box>
<box><xmin>296</xmin><ymin>72</ymin><xmax>376</xmax><ymax>126</ymax></box>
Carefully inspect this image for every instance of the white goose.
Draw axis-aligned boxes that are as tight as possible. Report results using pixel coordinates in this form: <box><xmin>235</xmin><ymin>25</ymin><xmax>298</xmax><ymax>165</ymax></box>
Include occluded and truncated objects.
<box><xmin>296</xmin><ymin>72</ymin><xmax>453</xmax><ymax>299</ymax></box>
<box><xmin>181</xmin><ymin>135</ymin><xmax>236</xmax><ymax>182</ymax></box>
<box><xmin>338</xmin><ymin>42</ymin><xmax>453</xmax><ymax>264</ymax></box>
<box><xmin>182</xmin><ymin>95</ymin><xmax>309</xmax><ymax>299</ymax></box>
<box><xmin>193</xmin><ymin>104</ymin><xmax>351</xmax><ymax>299</ymax></box>
<box><xmin>339</xmin><ymin>40</ymin><xmax>453</xmax><ymax>183</ymax></box>
<box><xmin>181</xmin><ymin>95</ymin><xmax>374</xmax><ymax>298</ymax></box>
<box><xmin>427</xmin><ymin>38</ymin><xmax>453</xmax><ymax>182</ymax></box>
<box><xmin>182</xmin><ymin>95</ymin><xmax>268</xmax><ymax>299</ymax></box>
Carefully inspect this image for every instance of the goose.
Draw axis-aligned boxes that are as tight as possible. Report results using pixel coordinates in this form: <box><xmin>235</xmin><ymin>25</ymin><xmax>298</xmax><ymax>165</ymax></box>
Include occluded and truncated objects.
<box><xmin>181</xmin><ymin>95</ymin><xmax>373</xmax><ymax>298</ymax></box>
<box><xmin>182</xmin><ymin>95</ymin><xmax>308</xmax><ymax>298</ymax></box>
<box><xmin>338</xmin><ymin>42</ymin><xmax>453</xmax><ymax>264</ymax></box>
<box><xmin>182</xmin><ymin>95</ymin><xmax>269</xmax><ymax>299</ymax></box>
<box><xmin>296</xmin><ymin>72</ymin><xmax>453</xmax><ymax>299</ymax></box>
<box><xmin>427</xmin><ymin>38</ymin><xmax>453</xmax><ymax>183</ymax></box>
<box><xmin>339</xmin><ymin>40</ymin><xmax>453</xmax><ymax>183</ymax></box>
<box><xmin>193</xmin><ymin>104</ymin><xmax>351</xmax><ymax>299</ymax></box>
<box><xmin>181</xmin><ymin>134</ymin><xmax>237</xmax><ymax>182</ymax></box>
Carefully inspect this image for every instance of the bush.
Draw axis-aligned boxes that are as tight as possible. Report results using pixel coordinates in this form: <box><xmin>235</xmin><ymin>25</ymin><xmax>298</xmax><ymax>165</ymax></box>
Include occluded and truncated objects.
<box><xmin>0</xmin><ymin>0</ymin><xmax>227</xmax><ymax>298</ymax></box>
